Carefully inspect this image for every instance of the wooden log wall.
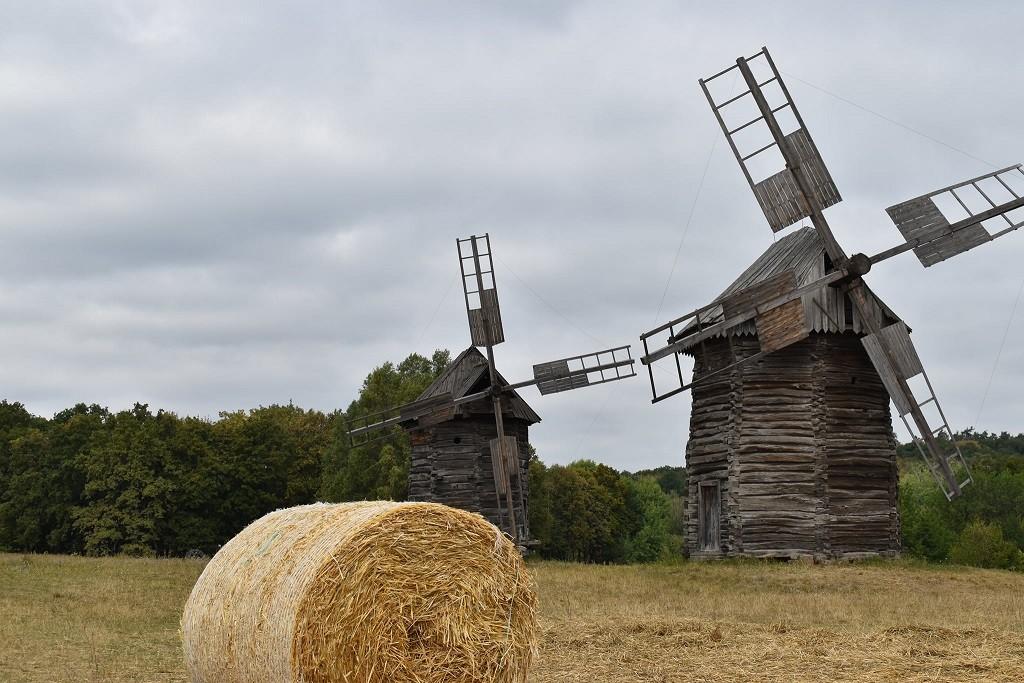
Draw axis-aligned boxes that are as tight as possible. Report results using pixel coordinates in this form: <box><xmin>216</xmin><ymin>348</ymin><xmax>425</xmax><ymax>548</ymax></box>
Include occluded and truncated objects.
<box><xmin>684</xmin><ymin>332</ymin><xmax>899</xmax><ymax>559</ymax></box>
<box><xmin>683</xmin><ymin>340</ymin><xmax>741</xmax><ymax>557</ymax></box>
<box><xmin>408</xmin><ymin>416</ymin><xmax>531</xmax><ymax>538</ymax></box>
<box><xmin>822</xmin><ymin>336</ymin><xmax>900</xmax><ymax>556</ymax></box>
<box><xmin>735</xmin><ymin>335</ymin><xmax>819</xmax><ymax>556</ymax></box>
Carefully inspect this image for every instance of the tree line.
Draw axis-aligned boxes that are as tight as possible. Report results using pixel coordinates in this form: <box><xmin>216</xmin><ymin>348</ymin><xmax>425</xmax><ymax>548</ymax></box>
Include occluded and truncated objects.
<box><xmin>899</xmin><ymin>431</ymin><xmax>1024</xmax><ymax>569</ymax></box>
<box><xmin>1</xmin><ymin>349</ymin><xmax>1023</xmax><ymax>568</ymax></box>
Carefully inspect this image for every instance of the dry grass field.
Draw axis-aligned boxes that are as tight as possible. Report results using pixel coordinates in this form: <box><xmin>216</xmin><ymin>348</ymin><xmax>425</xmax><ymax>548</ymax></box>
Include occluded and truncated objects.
<box><xmin>2</xmin><ymin>552</ymin><xmax>1024</xmax><ymax>682</ymax></box>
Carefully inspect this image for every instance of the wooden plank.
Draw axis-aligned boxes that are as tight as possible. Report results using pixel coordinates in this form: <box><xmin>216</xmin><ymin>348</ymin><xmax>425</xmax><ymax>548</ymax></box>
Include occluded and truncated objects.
<box><xmin>861</xmin><ymin>332</ymin><xmax>913</xmax><ymax>415</ymax></box>
<box><xmin>786</xmin><ymin>128</ymin><xmax>841</xmax><ymax>210</ymax></box>
<box><xmin>721</xmin><ymin>270</ymin><xmax>798</xmax><ymax>318</ymax></box>
<box><xmin>755</xmin><ymin>298</ymin><xmax>809</xmax><ymax>354</ymax></box>
<box><xmin>886</xmin><ymin>196</ymin><xmax>991</xmax><ymax>267</ymax></box>
<box><xmin>536</xmin><ymin>374</ymin><xmax>589</xmax><ymax>395</ymax></box>
<box><xmin>753</xmin><ymin>168</ymin><xmax>805</xmax><ymax>232</ymax></box>
<box><xmin>876</xmin><ymin>322</ymin><xmax>923</xmax><ymax>377</ymax></box>
<box><xmin>697</xmin><ymin>481</ymin><xmax>721</xmax><ymax>551</ymax></box>
<box><xmin>468</xmin><ymin>288</ymin><xmax>505</xmax><ymax>346</ymax></box>
<box><xmin>488</xmin><ymin>435</ymin><xmax>517</xmax><ymax>496</ymax></box>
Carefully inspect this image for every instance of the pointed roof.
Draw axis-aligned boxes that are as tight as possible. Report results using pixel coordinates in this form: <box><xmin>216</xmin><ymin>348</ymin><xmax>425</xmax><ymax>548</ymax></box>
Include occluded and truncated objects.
<box><xmin>683</xmin><ymin>227</ymin><xmax>901</xmax><ymax>341</ymax></box>
<box><xmin>417</xmin><ymin>346</ymin><xmax>541</xmax><ymax>424</ymax></box>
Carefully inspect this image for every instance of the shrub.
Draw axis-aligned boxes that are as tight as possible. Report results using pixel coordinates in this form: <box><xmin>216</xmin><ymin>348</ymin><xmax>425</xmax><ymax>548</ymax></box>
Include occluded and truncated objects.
<box><xmin>899</xmin><ymin>469</ymin><xmax>956</xmax><ymax>562</ymax></box>
<box><xmin>949</xmin><ymin>520</ymin><xmax>1019</xmax><ymax>570</ymax></box>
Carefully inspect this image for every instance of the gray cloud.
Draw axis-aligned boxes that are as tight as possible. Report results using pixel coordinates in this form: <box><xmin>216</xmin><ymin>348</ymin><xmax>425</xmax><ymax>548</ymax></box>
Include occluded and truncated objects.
<box><xmin>0</xmin><ymin>0</ymin><xmax>1021</xmax><ymax>470</ymax></box>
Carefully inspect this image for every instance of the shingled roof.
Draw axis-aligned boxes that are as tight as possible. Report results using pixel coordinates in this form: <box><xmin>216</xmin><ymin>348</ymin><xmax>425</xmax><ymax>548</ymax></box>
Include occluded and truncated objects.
<box><xmin>416</xmin><ymin>346</ymin><xmax>541</xmax><ymax>424</ymax></box>
<box><xmin>683</xmin><ymin>227</ymin><xmax>901</xmax><ymax>341</ymax></box>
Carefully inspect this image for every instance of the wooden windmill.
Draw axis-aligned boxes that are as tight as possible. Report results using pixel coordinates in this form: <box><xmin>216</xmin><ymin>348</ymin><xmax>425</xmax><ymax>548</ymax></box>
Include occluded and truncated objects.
<box><xmin>347</xmin><ymin>234</ymin><xmax>637</xmax><ymax>542</ymax></box>
<box><xmin>640</xmin><ymin>47</ymin><xmax>1023</xmax><ymax>559</ymax></box>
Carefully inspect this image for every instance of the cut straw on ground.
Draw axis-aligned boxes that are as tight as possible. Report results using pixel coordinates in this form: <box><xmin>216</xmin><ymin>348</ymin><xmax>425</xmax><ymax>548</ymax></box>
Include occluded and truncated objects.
<box><xmin>4</xmin><ymin>553</ymin><xmax>1024</xmax><ymax>682</ymax></box>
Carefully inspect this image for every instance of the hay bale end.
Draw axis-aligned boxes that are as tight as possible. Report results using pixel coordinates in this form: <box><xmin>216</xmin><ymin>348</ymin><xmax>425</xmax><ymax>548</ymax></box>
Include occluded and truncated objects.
<box><xmin>181</xmin><ymin>501</ymin><xmax>537</xmax><ymax>683</ymax></box>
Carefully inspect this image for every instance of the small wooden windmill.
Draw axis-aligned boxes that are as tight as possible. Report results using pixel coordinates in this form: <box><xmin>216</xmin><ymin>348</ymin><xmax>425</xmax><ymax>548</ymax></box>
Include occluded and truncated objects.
<box><xmin>640</xmin><ymin>47</ymin><xmax>1023</xmax><ymax>559</ymax></box>
<box><xmin>347</xmin><ymin>234</ymin><xmax>636</xmax><ymax>542</ymax></box>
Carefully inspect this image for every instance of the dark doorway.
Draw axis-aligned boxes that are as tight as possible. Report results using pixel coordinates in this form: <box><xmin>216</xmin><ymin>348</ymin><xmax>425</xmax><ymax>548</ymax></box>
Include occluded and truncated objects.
<box><xmin>698</xmin><ymin>481</ymin><xmax>721</xmax><ymax>552</ymax></box>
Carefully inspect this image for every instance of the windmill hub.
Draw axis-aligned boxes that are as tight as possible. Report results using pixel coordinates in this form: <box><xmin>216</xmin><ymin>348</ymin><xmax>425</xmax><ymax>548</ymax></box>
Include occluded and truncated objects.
<box><xmin>846</xmin><ymin>253</ymin><xmax>872</xmax><ymax>277</ymax></box>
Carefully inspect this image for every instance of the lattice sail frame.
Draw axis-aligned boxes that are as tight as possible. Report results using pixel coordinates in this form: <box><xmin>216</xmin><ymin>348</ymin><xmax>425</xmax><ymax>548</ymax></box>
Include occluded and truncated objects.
<box><xmin>532</xmin><ymin>346</ymin><xmax>637</xmax><ymax>396</ymax></box>
<box><xmin>458</xmin><ymin>235</ymin><xmax>505</xmax><ymax>347</ymax></box>
<box><xmin>699</xmin><ymin>47</ymin><xmax>841</xmax><ymax>233</ymax></box>
<box><xmin>885</xmin><ymin>164</ymin><xmax>1024</xmax><ymax>267</ymax></box>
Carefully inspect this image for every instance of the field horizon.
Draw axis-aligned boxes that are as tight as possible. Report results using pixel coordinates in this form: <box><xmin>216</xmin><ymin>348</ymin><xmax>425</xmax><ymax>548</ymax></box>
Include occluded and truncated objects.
<box><xmin>2</xmin><ymin>552</ymin><xmax>1023</xmax><ymax>682</ymax></box>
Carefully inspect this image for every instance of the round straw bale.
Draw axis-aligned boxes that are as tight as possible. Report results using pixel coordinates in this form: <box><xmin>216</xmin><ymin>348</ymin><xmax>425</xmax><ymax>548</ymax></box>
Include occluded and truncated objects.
<box><xmin>181</xmin><ymin>501</ymin><xmax>537</xmax><ymax>683</ymax></box>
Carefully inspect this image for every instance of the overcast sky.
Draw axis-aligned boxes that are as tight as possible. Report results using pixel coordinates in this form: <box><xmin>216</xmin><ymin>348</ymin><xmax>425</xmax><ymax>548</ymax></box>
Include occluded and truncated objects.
<box><xmin>1</xmin><ymin>1</ymin><xmax>1021</xmax><ymax>471</ymax></box>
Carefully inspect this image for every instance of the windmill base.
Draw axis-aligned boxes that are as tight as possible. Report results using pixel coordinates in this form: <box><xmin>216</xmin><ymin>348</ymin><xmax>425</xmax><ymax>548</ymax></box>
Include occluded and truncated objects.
<box><xmin>689</xmin><ymin>549</ymin><xmax>900</xmax><ymax>563</ymax></box>
<box><xmin>683</xmin><ymin>333</ymin><xmax>901</xmax><ymax>559</ymax></box>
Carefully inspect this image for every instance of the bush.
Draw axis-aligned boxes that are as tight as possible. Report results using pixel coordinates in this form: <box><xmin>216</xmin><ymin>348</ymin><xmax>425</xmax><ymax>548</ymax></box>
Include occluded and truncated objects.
<box><xmin>949</xmin><ymin>520</ymin><xmax>1020</xmax><ymax>570</ymax></box>
<box><xmin>899</xmin><ymin>469</ymin><xmax>957</xmax><ymax>562</ymax></box>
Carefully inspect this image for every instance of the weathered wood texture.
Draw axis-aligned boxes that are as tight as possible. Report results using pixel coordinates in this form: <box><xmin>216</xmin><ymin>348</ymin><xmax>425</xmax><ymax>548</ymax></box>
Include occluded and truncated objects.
<box><xmin>684</xmin><ymin>332</ymin><xmax>899</xmax><ymax>560</ymax></box>
<box><xmin>682</xmin><ymin>227</ymin><xmax>900</xmax><ymax>344</ymax></box>
<box><xmin>417</xmin><ymin>346</ymin><xmax>541</xmax><ymax>424</ymax></box>
<box><xmin>408</xmin><ymin>414</ymin><xmax>531</xmax><ymax>538</ymax></box>
<box><xmin>403</xmin><ymin>345</ymin><xmax>540</xmax><ymax>539</ymax></box>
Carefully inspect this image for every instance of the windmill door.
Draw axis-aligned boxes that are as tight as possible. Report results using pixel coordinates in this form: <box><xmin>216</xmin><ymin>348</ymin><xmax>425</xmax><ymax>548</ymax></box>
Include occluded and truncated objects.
<box><xmin>698</xmin><ymin>481</ymin><xmax>721</xmax><ymax>552</ymax></box>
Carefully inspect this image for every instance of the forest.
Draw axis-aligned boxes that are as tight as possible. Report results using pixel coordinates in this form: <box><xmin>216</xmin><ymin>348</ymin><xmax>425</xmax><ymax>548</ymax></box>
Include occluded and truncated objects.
<box><xmin>1</xmin><ymin>349</ymin><xmax>1023</xmax><ymax>568</ymax></box>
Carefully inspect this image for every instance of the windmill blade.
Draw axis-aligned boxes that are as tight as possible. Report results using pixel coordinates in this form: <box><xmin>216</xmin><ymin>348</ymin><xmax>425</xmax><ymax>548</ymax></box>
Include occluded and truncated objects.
<box><xmin>699</xmin><ymin>47</ymin><xmax>841</xmax><ymax>233</ymax></box>
<box><xmin>343</xmin><ymin>392</ymin><xmax>462</xmax><ymax>446</ymax></box>
<box><xmin>640</xmin><ymin>268</ymin><xmax>843</xmax><ymax>402</ymax></box>
<box><xmin>528</xmin><ymin>345</ymin><xmax>637</xmax><ymax>396</ymax></box>
<box><xmin>859</xmin><ymin>323</ymin><xmax>973</xmax><ymax>499</ymax></box>
<box><xmin>458</xmin><ymin>234</ymin><xmax>505</xmax><ymax>346</ymax></box>
<box><xmin>878</xmin><ymin>164</ymin><xmax>1024</xmax><ymax>267</ymax></box>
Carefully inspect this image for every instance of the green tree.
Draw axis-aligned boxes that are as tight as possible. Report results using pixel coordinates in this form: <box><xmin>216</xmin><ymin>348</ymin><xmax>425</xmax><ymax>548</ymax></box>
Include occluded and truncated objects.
<box><xmin>529</xmin><ymin>460</ymin><xmax>645</xmax><ymax>563</ymax></box>
<box><xmin>160</xmin><ymin>415</ymin><xmax>220</xmax><ymax>555</ymax></box>
<box><xmin>630</xmin><ymin>465</ymin><xmax>687</xmax><ymax>497</ymax></box>
<box><xmin>0</xmin><ymin>402</ymin><xmax>65</xmax><ymax>551</ymax></box>
<box><xmin>247</xmin><ymin>404</ymin><xmax>335</xmax><ymax>507</ymax></box>
<box><xmin>208</xmin><ymin>408</ymin><xmax>293</xmax><ymax>543</ymax></box>
<box><xmin>900</xmin><ymin>434</ymin><xmax>1024</xmax><ymax>566</ymax></box>
<box><xmin>625</xmin><ymin>476</ymin><xmax>671</xmax><ymax>563</ymax></box>
<box><xmin>72</xmin><ymin>404</ymin><xmax>177</xmax><ymax>556</ymax></box>
<box><xmin>321</xmin><ymin>350</ymin><xmax>450</xmax><ymax>503</ymax></box>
